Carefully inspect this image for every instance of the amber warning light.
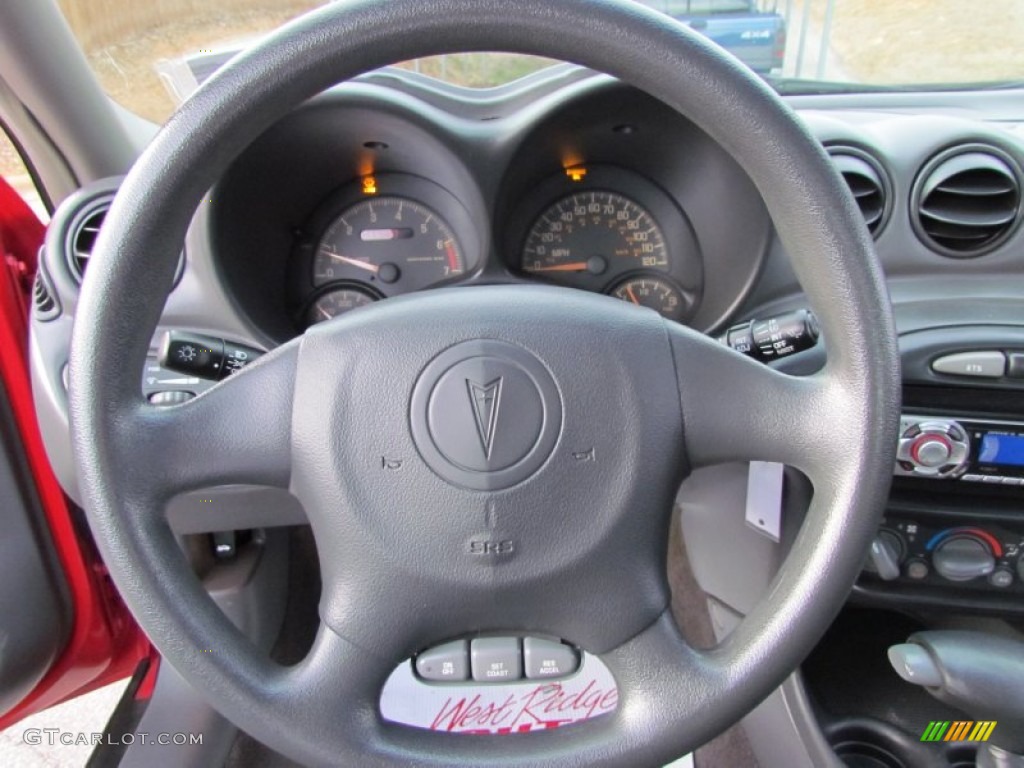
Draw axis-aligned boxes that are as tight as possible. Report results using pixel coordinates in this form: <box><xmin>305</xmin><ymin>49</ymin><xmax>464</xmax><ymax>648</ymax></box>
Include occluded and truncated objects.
<box><xmin>565</xmin><ymin>166</ymin><xmax>587</xmax><ymax>182</ymax></box>
<box><xmin>362</xmin><ymin>176</ymin><xmax>378</xmax><ymax>195</ymax></box>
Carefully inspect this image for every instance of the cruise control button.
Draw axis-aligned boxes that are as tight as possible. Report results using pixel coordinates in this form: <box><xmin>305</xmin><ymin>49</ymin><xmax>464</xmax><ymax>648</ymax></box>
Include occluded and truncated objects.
<box><xmin>524</xmin><ymin>637</ymin><xmax>580</xmax><ymax>679</ymax></box>
<box><xmin>415</xmin><ymin>640</ymin><xmax>469</xmax><ymax>682</ymax></box>
<box><xmin>931</xmin><ymin>351</ymin><xmax>1006</xmax><ymax>378</ymax></box>
<box><xmin>471</xmin><ymin>637</ymin><xmax>522</xmax><ymax>682</ymax></box>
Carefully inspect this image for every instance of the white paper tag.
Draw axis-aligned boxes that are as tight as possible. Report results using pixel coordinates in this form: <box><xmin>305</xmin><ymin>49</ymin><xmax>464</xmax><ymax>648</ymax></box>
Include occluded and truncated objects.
<box><xmin>745</xmin><ymin>461</ymin><xmax>784</xmax><ymax>543</ymax></box>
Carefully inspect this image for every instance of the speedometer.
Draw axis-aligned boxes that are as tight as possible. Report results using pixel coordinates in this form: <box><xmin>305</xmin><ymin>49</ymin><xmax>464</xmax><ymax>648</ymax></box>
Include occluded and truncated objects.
<box><xmin>521</xmin><ymin>191</ymin><xmax>668</xmax><ymax>278</ymax></box>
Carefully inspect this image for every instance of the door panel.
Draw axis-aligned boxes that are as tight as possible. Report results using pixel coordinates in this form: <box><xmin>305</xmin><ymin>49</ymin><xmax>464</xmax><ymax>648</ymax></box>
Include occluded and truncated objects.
<box><xmin>0</xmin><ymin>377</ymin><xmax>69</xmax><ymax>716</ymax></box>
<box><xmin>0</xmin><ymin>173</ymin><xmax>149</xmax><ymax>726</ymax></box>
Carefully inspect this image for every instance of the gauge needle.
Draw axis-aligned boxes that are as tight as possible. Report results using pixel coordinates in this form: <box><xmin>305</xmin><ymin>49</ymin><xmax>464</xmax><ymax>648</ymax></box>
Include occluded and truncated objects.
<box><xmin>625</xmin><ymin>285</ymin><xmax>640</xmax><ymax>305</ymax></box>
<box><xmin>317</xmin><ymin>306</ymin><xmax>332</xmax><ymax>321</ymax></box>
<box><xmin>321</xmin><ymin>249</ymin><xmax>379</xmax><ymax>274</ymax></box>
<box><xmin>524</xmin><ymin>262</ymin><xmax>589</xmax><ymax>273</ymax></box>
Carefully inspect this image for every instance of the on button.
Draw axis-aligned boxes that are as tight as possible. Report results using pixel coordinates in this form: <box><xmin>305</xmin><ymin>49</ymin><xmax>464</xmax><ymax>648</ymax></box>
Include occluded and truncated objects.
<box><xmin>415</xmin><ymin>639</ymin><xmax>469</xmax><ymax>682</ymax></box>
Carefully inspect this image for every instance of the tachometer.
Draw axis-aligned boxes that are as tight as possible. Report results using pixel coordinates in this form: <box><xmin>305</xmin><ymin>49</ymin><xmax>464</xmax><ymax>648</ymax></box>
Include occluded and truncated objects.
<box><xmin>313</xmin><ymin>196</ymin><xmax>464</xmax><ymax>290</ymax></box>
<box><xmin>521</xmin><ymin>191</ymin><xmax>668</xmax><ymax>278</ymax></box>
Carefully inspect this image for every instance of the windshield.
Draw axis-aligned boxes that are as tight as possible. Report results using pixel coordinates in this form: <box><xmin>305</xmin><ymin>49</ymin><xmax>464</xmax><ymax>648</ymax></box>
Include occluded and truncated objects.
<box><xmin>57</xmin><ymin>0</ymin><xmax>1024</xmax><ymax>123</ymax></box>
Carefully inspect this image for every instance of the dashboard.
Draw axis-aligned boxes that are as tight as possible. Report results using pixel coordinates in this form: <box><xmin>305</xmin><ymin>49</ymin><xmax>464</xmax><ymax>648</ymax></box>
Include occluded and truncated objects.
<box><xmin>31</xmin><ymin>64</ymin><xmax>1024</xmax><ymax>517</ymax></box>
<box><xmin>30</xmin><ymin>65</ymin><xmax>1024</xmax><ymax>531</ymax></box>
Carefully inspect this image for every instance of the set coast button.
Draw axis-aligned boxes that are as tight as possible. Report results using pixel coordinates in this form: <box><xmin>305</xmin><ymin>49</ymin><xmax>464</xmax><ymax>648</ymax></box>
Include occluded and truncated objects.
<box><xmin>471</xmin><ymin>637</ymin><xmax>522</xmax><ymax>682</ymax></box>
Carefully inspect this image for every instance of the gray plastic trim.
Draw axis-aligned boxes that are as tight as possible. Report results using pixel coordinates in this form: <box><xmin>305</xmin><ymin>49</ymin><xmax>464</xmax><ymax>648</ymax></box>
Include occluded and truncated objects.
<box><xmin>0</xmin><ymin>0</ymin><xmax>135</xmax><ymax>182</ymax></box>
<box><xmin>119</xmin><ymin>530</ymin><xmax>288</xmax><ymax>768</ymax></box>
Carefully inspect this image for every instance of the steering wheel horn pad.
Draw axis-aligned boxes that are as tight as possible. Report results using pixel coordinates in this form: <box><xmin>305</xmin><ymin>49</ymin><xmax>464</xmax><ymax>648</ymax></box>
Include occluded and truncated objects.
<box><xmin>68</xmin><ymin>0</ymin><xmax>899</xmax><ymax>765</ymax></box>
<box><xmin>410</xmin><ymin>338</ymin><xmax>562</xmax><ymax>489</ymax></box>
<box><xmin>292</xmin><ymin>287</ymin><xmax>684</xmax><ymax>655</ymax></box>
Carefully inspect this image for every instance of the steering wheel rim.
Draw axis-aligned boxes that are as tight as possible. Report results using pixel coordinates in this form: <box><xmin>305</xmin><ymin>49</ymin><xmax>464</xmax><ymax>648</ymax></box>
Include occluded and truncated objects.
<box><xmin>68</xmin><ymin>0</ymin><xmax>900</xmax><ymax>765</ymax></box>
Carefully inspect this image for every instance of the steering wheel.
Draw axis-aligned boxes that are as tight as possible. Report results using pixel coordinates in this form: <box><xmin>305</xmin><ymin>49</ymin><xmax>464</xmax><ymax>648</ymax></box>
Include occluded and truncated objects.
<box><xmin>68</xmin><ymin>0</ymin><xmax>899</xmax><ymax>765</ymax></box>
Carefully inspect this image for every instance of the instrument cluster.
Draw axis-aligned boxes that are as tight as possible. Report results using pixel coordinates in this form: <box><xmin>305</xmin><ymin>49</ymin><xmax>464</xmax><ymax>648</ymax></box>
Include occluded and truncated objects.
<box><xmin>290</xmin><ymin>165</ymin><xmax>703</xmax><ymax>329</ymax></box>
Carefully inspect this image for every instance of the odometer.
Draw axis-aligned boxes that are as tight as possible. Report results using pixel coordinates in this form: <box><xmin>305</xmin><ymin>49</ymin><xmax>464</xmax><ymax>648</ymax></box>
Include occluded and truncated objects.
<box><xmin>521</xmin><ymin>191</ymin><xmax>668</xmax><ymax>278</ymax></box>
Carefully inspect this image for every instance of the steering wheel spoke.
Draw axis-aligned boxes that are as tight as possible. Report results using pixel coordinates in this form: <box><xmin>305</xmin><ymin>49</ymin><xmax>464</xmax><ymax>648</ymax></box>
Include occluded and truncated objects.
<box><xmin>668</xmin><ymin>324</ymin><xmax>848</xmax><ymax>484</ymax></box>
<box><xmin>124</xmin><ymin>340</ymin><xmax>298</xmax><ymax>500</ymax></box>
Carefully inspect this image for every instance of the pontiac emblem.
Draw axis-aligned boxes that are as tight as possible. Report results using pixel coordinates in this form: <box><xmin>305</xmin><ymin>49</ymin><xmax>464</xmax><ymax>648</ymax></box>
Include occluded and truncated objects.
<box><xmin>466</xmin><ymin>377</ymin><xmax>503</xmax><ymax>458</ymax></box>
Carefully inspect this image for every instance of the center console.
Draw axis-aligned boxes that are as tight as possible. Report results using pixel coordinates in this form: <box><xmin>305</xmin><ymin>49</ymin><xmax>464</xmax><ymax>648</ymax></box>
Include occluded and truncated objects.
<box><xmin>858</xmin><ymin>389</ymin><xmax>1024</xmax><ymax>613</ymax></box>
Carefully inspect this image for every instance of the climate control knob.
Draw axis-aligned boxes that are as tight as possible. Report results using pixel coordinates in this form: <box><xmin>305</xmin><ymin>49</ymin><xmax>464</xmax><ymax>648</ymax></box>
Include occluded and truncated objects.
<box><xmin>932</xmin><ymin>536</ymin><xmax>996</xmax><ymax>582</ymax></box>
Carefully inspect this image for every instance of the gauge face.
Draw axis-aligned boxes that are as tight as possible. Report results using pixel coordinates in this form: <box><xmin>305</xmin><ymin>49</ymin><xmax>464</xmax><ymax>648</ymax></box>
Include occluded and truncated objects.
<box><xmin>609</xmin><ymin>275</ymin><xmax>687</xmax><ymax>322</ymax></box>
<box><xmin>305</xmin><ymin>286</ymin><xmax>377</xmax><ymax>326</ymax></box>
<box><xmin>313</xmin><ymin>196</ymin><xmax>465</xmax><ymax>290</ymax></box>
<box><xmin>521</xmin><ymin>191</ymin><xmax>668</xmax><ymax>280</ymax></box>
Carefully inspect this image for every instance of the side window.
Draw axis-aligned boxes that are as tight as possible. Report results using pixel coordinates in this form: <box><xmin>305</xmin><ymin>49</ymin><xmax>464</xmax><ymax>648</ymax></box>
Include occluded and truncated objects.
<box><xmin>0</xmin><ymin>128</ymin><xmax>48</xmax><ymax>223</ymax></box>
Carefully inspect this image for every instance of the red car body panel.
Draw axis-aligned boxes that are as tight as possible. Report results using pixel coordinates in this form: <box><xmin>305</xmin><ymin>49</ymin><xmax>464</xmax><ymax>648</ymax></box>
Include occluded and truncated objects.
<box><xmin>0</xmin><ymin>175</ymin><xmax>150</xmax><ymax>728</ymax></box>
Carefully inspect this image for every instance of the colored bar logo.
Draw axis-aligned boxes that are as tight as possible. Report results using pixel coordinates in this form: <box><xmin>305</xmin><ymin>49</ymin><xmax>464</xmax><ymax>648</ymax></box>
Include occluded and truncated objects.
<box><xmin>921</xmin><ymin>721</ymin><xmax>997</xmax><ymax>742</ymax></box>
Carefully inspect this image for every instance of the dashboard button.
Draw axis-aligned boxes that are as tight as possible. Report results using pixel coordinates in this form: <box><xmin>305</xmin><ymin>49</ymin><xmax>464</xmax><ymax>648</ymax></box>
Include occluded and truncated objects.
<box><xmin>523</xmin><ymin>637</ymin><xmax>580</xmax><ymax>679</ymax></box>
<box><xmin>1007</xmin><ymin>352</ymin><xmax>1024</xmax><ymax>379</ymax></box>
<box><xmin>988</xmin><ymin>569</ymin><xmax>1014</xmax><ymax>588</ymax></box>
<box><xmin>148</xmin><ymin>390</ymin><xmax>195</xmax><ymax>406</ymax></box>
<box><xmin>931</xmin><ymin>351</ymin><xmax>1006</xmax><ymax>378</ymax></box>
<box><xmin>471</xmin><ymin>638</ymin><xmax>522</xmax><ymax>682</ymax></box>
<box><xmin>905</xmin><ymin>559</ymin><xmax>929</xmax><ymax>580</ymax></box>
<box><xmin>962</xmin><ymin>474</ymin><xmax>983</xmax><ymax>483</ymax></box>
<box><xmin>415</xmin><ymin>639</ymin><xmax>469</xmax><ymax>682</ymax></box>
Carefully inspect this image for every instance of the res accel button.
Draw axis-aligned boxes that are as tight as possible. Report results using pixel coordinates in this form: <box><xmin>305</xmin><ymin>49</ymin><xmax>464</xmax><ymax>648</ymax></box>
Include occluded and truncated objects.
<box><xmin>415</xmin><ymin>639</ymin><xmax>469</xmax><ymax>682</ymax></box>
<box><xmin>524</xmin><ymin>637</ymin><xmax>580</xmax><ymax>679</ymax></box>
<box><xmin>471</xmin><ymin>637</ymin><xmax>522</xmax><ymax>682</ymax></box>
<box><xmin>931</xmin><ymin>351</ymin><xmax>1006</xmax><ymax>378</ymax></box>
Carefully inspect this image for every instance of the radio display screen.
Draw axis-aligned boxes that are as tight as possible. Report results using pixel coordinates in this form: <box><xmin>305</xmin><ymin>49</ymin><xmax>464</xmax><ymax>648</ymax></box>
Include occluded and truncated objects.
<box><xmin>979</xmin><ymin>433</ymin><xmax>1024</xmax><ymax>467</ymax></box>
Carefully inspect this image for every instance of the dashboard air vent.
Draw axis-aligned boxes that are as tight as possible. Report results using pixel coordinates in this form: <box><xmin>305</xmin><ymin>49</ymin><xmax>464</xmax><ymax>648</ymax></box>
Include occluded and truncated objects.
<box><xmin>32</xmin><ymin>271</ymin><xmax>60</xmax><ymax>321</ymax></box>
<box><xmin>68</xmin><ymin>206</ymin><xmax>107</xmax><ymax>282</ymax></box>
<box><xmin>828</xmin><ymin>147</ymin><xmax>888</xmax><ymax>237</ymax></box>
<box><xmin>913</xmin><ymin>146</ymin><xmax>1021</xmax><ymax>257</ymax></box>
